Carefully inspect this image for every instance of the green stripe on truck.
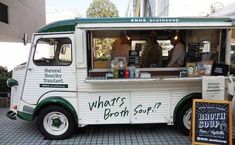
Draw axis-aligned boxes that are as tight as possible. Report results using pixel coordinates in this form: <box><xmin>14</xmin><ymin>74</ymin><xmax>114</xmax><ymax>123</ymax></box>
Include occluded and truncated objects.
<box><xmin>34</xmin><ymin>97</ymin><xmax>78</xmax><ymax>125</ymax></box>
<box><xmin>17</xmin><ymin>111</ymin><xmax>33</xmax><ymax>121</ymax></box>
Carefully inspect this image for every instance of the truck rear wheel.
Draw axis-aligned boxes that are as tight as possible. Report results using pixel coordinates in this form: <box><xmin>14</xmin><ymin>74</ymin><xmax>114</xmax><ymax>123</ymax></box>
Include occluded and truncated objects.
<box><xmin>175</xmin><ymin>101</ymin><xmax>192</xmax><ymax>135</ymax></box>
<box><xmin>37</xmin><ymin>105</ymin><xmax>75</xmax><ymax>139</ymax></box>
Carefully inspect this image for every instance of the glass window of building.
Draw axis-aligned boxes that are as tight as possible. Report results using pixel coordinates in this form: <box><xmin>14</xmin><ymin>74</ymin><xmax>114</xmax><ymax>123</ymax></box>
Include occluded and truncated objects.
<box><xmin>0</xmin><ymin>3</ymin><xmax>8</xmax><ymax>24</ymax></box>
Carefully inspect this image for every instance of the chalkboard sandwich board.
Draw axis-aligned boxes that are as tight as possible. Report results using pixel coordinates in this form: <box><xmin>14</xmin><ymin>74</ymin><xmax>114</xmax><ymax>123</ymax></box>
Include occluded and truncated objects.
<box><xmin>192</xmin><ymin>99</ymin><xmax>232</xmax><ymax>145</ymax></box>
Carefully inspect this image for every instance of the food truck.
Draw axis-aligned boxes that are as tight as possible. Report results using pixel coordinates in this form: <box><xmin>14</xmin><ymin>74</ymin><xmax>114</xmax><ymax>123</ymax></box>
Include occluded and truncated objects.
<box><xmin>6</xmin><ymin>17</ymin><xmax>234</xmax><ymax>139</ymax></box>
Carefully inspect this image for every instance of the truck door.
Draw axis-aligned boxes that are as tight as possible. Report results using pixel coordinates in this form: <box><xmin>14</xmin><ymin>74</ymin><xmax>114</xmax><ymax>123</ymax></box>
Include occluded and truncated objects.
<box><xmin>22</xmin><ymin>33</ymin><xmax>76</xmax><ymax>104</ymax></box>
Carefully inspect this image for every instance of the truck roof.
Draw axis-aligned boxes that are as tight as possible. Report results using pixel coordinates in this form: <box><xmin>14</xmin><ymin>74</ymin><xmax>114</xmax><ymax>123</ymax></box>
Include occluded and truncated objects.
<box><xmin>37</xmin><ymin>17</ymin><xmax>232</xmax><ymax>33</ymax></box>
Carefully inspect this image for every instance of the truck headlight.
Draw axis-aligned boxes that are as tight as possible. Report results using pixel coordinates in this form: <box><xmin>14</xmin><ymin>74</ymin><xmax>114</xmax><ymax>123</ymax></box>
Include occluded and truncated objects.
<box><xmin>7</xmin><ymin>78</ymin><xmax>18</xmax><ymax>87</ymax></box>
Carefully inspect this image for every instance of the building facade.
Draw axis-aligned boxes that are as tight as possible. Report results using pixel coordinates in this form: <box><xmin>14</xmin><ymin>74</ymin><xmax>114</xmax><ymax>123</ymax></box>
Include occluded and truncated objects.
<box><xmin>126</xmin><ymin>0</ymin><xmax>156</xmax><ymax>17</ymax></box>
<box><xmin>0</xmin><ymin>0</ymin><xmax>45</xmax><ymax>70</ymax></box>
<box><xmin>127</xmin><ymin>0</ymin><xmax>235</xmax><ymax>17</ymax></box>
<box><xmin>157</xmin><ymin>0</ymin><xmax>234</xmax><ymax>17</ymax></box>
<box><xmin>0</xmin><ymin>0</ymin><xmax>45</xmax><ymax>42</ymax></box>
<box><xmin>211</xmin><ymin>1</ymin><xmax>235</xmax><ymax>25</ymax></box>
<box><xmin>211</xmin><ymin>2</ymin><xmax>235</xmax><ymax>62</ymax></box>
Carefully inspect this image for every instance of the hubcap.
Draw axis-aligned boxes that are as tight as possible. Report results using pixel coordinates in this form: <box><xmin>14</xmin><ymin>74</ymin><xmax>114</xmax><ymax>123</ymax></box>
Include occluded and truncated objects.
<box><xmin>52</xmin><ymin>118</ymin><xmax>62</xmax><ymax>128</ymax></box>
<box><xmin>183</xmin><ymin>108</ymin><xmax>192</xmax><ymax>130</ymax></box>
<box><xmin>43</xmin><ymin>111</ymin><xmax>69</xmax><ymax>136</ymax></box>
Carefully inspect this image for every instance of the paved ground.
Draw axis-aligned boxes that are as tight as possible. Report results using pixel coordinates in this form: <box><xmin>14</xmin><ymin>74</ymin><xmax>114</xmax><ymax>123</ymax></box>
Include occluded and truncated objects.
<box><xmin>0</xmin><ymin>108</ymin><xmax>191</xmax><ymax>145</ymax></box>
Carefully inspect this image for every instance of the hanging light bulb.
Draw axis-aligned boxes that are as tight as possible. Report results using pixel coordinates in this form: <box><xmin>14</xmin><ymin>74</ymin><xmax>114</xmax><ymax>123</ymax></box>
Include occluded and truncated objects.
<box><xmin>125</xmin><ymin>34</ymin><xmax>131</xmax><ymax>40</ymax></box>
<box><xmin>174</xmin><ymin>35</ymin><xmax>178</xmax><ymax>40</ymax></box>
<box><xmin>124</xmin><ymin>31</ymin><xmax>130</xmax><ymax>40</ymax></box>
<box><xmin>174</xmin><ymin>30</ymin><xmax>179</xmax><ymax>40</ymax></box>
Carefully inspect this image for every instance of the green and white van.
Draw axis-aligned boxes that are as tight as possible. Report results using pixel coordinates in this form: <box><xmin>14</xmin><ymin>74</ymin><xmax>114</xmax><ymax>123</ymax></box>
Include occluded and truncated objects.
<box><xmin>6</xmin><ymin>17</ymin><xmax>234</xmax><ymax>139</ymax></box>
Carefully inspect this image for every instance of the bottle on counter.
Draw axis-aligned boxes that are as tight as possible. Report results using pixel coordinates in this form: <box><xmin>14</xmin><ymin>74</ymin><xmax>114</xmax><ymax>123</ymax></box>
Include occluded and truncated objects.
<box><xmin>129</xmin><ymin>65</ymin><xmax>135</xmax><ymax>78</ymax></box>
<box><xmin>124</xmin><ymin>68</ymin><xmax>130</xmax><ymax>78</ymax></box>
<box><xmin>113</xmin><ymin>68</ymin><xmax>119</xmax><ymax>79</ymax></box>
<box><xmin>118</xmin><ymin>68</ymin><xmax>124</xmax><ymax>78</ymax></box>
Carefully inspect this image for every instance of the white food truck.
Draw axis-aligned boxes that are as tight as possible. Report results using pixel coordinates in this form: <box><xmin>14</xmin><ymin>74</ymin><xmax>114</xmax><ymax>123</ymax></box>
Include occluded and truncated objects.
<box><xmin>6</xmin><ymin>17</ymin><xmax>234</xmax><ymax>139</ymax></box>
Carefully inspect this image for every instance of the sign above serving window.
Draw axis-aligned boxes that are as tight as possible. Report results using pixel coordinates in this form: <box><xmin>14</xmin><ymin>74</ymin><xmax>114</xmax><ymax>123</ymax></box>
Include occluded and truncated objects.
<box><xmin>76</xmin><ymin>17</ymin><xmax>232</xmax><ymax>24</ymax></box>
<box><xmin>130</xmin><ymin>18</ymin><xmax>180</xmax><ymax>23</ymax></box>
<box><xmin>38</xmin><ymin>17</ymin><xmax>232</xmax><ymax>33</ymax></box>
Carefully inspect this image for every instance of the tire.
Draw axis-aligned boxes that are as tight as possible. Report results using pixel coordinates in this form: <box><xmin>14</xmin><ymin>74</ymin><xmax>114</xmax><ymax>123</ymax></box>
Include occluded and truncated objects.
<box><xmin>37</xmin><ymin>105</ymin><xmax>75</xmax><ymax>140</ymax></box>
<box><xmin>175</xmin><ymin>101</ymin><xmax>192</xmax><ymax>135</ymax></box>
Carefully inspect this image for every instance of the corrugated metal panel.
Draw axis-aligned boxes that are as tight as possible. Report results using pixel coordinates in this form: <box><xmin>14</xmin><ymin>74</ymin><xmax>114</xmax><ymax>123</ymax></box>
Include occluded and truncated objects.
<box><xmin>22</xmin><ymin>34</ymin><xmax>77</xmax><ymax>105</ymax></box>
<box><xmin>22</xmin><ymin>67</ymin><xmax>76</xmax><ymax>104</ymax></box>
<box><xmin>78</xmin><ymin>92</ymin><xmax>130</xmax><ymax>124</ymax></box>
<box><xmin>170</xmin><ymin>88</ymin><xmax>201</xmax><ymax>115</ymax></box>
<box><xmin>131</xmin><ymin>90</ymin><xmax>170</xmax><ymax>123</ymax></box>
<box><xmin>78</xmin><ymin>83</ymin><xmax>202</xmax><ymax>125</ymax></box>
<box><xmin>10</xmin><ymin>65</ymin><xmax>27</xmax><ymax>111</ymax></box>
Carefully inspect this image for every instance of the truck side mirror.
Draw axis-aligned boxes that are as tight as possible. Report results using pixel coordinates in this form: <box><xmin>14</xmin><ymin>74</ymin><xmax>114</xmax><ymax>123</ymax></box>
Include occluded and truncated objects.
<box><xmin>23</xmin><ymin>33</ymin><xmax>28</xmax><ymax>46</ymax></box>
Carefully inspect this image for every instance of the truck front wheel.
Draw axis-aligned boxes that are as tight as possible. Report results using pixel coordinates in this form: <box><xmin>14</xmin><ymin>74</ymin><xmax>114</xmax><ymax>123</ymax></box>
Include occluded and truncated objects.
<box><xmin>37</xmin><ymin>105</ymin><xmax>75</xmax><ymax>139</ymax></box>
<box><xmin>175</xmin><ymin>101</ymin><xmax>192</xmax><ymax>135</ymax></box>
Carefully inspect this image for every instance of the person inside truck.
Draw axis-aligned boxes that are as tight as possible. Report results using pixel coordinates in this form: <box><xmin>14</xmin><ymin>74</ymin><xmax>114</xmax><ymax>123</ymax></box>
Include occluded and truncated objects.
<box><xmin>167</xmin><ymin>33</ymin><xmax>185</xmax><ymax>67</ymax></box>
<box><xmin>111</xmin><ymin>33</ymin><xmax>131</xmax><ymax>59</ymax></box>
<box><xmin>141</xmin><ymin>31</ymin><xmax>162</xmax><ymax>68</ymax></box>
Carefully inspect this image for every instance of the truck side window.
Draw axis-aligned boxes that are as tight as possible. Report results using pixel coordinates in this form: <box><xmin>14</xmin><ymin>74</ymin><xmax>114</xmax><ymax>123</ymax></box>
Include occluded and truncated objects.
<box><xmin>33</xmin><ymin>38</ymin><xmax>72</xmax><ymax>66</ymax></box>
<box><xmin>59</xmin><ymin>44</ymin><xmax>72</xmax><ymax>63</ymax></box>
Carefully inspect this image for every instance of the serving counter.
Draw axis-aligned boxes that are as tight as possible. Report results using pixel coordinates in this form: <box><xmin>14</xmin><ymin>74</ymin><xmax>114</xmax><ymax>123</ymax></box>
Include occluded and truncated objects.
<box><xmin>85</xmin><ymin>76</ymin><xmax>202</xmax><ymax>84</ymax></box>
<box><xmin>86</xmin><ymin>67</ymin><xmax>233</xmax><ymax>84</ymax></box>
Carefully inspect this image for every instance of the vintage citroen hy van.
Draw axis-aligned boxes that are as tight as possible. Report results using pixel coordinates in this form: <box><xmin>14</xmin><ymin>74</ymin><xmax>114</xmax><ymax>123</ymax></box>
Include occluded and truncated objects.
<box><xmin>6</xmin><ymin>17</ymin><xmax>233</xmax><ymax>139</ymax></box>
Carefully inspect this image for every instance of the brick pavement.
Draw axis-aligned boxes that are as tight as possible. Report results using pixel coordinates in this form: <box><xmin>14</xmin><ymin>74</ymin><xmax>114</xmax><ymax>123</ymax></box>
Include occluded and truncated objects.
<box><xmin>0</xmin><ymin>108</ymin><xmax>191</xmax><ymax>145</ymax></box>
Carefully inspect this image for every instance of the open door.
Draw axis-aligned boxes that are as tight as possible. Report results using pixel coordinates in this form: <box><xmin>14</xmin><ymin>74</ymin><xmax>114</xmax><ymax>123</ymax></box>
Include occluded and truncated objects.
<box><xmin>22</xmin><ymin>33</ymin><xmax>76</xmax><ymax>105</ymax></box>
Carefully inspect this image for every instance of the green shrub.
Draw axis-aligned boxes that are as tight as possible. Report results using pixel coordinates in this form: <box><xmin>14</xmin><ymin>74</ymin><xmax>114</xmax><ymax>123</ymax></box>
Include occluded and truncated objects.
<box><xmin>0</xmin><ymin>66</ymin><xmax>12</xmax><ymax>92</ymax></box>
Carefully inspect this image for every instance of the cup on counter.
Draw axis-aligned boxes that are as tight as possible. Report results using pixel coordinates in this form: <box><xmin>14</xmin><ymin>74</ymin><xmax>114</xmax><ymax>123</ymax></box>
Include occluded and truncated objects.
<box><xmin>179</xmin><ymin>68</ymin><xmax>188</xmax><ymax>77</ymax></box>
<box><xmin>106</xmin><ymin>72</ymin><xmax>114</xmax><ymax>79</ymax></box>
<box><xmin>186</xmin><ymin>63</ymin><xmax>195</xmax><ymax>77</ymax></box>
<box><xmin>135</xmin><ymin>68</ymin><xmax>140</xmax><ymax>78</ymax></box>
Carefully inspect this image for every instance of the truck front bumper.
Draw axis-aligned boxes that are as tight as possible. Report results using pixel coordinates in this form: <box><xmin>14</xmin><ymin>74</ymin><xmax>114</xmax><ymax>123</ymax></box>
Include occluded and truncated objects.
<box><xmin>6</xmin><ymin>110</ymin><xmax>16</xmax><ymax>120</ymax></box>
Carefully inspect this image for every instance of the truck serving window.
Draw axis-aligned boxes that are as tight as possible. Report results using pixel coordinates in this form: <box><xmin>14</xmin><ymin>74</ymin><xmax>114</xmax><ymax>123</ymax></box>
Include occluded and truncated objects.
<box><xmin>90</xmin><ymin>29</ymin><xmax>222</xmax><ymax>70</ymax></box>
<box><xmin>91</xmin><ymin>30</ymin><xmax>177</xmax><ymax>69</ymax></box>
<box><xmin>33</xmin><ymin>38</ymin><xmax>72</xmax><ymax>66</ymax></box>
